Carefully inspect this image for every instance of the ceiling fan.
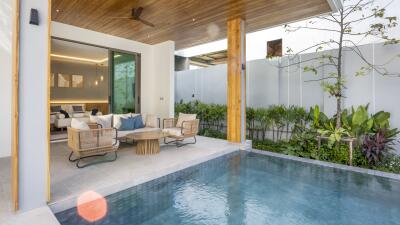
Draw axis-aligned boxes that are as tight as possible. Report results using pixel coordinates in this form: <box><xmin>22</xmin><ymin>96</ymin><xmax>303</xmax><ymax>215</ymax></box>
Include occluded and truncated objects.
<box><xmin>110</xmin><ymin>7</ymin><xmax>155</xmax><ymax>28</ymax></box>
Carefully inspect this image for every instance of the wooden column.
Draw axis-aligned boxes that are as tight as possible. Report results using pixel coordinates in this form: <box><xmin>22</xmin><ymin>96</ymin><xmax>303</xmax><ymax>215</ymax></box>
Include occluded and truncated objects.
<box><xmin>11</xmin><ymin>0</ymin><xmax>20</xmax><ymax>211</ymax></box>
<box><xmin>227</xmin><ymin>18</ymin><xmax>246</xmax><ymax>143</ymax></box>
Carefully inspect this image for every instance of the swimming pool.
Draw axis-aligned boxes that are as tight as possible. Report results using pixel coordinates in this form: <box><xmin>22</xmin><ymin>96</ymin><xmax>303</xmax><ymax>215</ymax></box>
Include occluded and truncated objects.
<box><xmin>56</xmin><ymin>151</ymin><xmax>400</xmax><ymax>225</ymax></box>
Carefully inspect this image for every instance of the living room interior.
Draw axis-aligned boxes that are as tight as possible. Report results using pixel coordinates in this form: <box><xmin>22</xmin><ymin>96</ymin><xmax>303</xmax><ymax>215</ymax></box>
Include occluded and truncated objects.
<box><xmin>50</xmin><ymin>38</ymin><xmax>141</xmax><ymax>142</ymax></box>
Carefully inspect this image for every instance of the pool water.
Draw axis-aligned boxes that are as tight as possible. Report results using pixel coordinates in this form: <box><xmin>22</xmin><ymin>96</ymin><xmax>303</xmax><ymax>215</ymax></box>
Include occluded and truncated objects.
<box><xmin>56</xmin><ymin>151</ymin><xmax>400</xmax><ymax>225</ymax></box>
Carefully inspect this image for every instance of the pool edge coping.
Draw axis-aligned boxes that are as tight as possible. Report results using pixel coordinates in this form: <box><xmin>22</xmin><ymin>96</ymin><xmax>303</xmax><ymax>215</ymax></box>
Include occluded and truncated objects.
<box><xmin>248</xmin><ymin>148</ymin><xmax>400</xmax><ymax>181</ymax></box>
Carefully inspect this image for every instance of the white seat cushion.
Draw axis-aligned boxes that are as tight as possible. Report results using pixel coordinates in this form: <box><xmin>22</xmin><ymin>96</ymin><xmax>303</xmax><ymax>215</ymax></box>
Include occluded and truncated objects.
<box><xmin>132</xmin><ymin>127</ymin><xmax>161</xmax><ymax>133</ymax></box>
<box><xmin>72</xmin><ymin>113</ymin><xmax>86</xmax><ymax>118</ymax></box>
<box><xmin>116</xmin><ymin>130</ymin><xmax>132</xmax><ymax>138</ymax></box>
<box><xmin>163</xmin><ymin>128</ymin><xmax>183</xmax><ymax>137</ymax></box>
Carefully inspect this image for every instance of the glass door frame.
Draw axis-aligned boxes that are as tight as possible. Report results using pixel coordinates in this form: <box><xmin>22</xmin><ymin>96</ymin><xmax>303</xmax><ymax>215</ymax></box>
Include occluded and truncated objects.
<box><xmin>108</xmin><ymin>50</ymin><xmax>141</xmax><ymax>114</ymax></box>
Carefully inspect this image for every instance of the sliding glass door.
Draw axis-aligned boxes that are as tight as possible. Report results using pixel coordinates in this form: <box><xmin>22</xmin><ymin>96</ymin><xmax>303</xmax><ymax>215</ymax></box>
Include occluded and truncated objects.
<box><xmin>110</xmin><ymin>51</ymin><xmax>140</xmax><ymax>114</ymax></box>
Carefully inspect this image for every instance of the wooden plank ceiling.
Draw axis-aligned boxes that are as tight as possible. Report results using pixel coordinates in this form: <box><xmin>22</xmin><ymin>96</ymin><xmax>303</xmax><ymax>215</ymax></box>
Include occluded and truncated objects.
<box><xmin>190</xmin><ymin>50</ymin><xmax>228</xmax><ymax>67</ymax></box>
<box><xmin>52</xmin><ymin>0</ymin><xmax>332</xmax><ymax>50</ymax></box>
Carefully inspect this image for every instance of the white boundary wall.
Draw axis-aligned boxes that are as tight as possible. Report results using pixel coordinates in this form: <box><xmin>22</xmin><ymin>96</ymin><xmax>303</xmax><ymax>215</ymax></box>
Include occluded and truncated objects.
<box><xmin>176</xmin><ymin>43</ymin><xmax>400</xmax><ymax>150</ymax></box>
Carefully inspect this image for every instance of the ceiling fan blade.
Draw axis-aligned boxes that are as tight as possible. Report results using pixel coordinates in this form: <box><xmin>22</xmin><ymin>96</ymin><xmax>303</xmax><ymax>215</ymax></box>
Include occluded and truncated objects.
<box><xmin>109</xmin><ymin>16</ymin><xmax>132</xmax><ymax>19</ymax></box>
<box><xmin>138</xmin><ymin>18</ymin><xmax>155</xmax><ymax>27</ymax></box>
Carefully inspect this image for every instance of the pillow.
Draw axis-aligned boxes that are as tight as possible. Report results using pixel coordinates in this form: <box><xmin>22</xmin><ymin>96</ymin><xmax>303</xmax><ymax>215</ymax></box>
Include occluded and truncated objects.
<box><xmin>56</xmin><ymin>114</ymin><xmax>65</xmax><ymax>119</ymax></box>
<box><xmin>72</xmin><ymin>105</ymin><xmax>84</xmax><ymax>112</ymax></box>
<box><xmin>176</xmin><ymin>113</ymin><xmax>196</xmax><ymax>128</ymax></box>
<box><xmin>90</xmin><ymin>114</ymin><xmax>113</xmax><ymax>128</ymax></box>
<box><xmin>118</xmin><ymin>117</ymin><xmax>135</xmax><ymax>131</ymax></box>
<box><xmin>144</xmin><ymin>114</ymin><xmax>158</xmax><ymax>128</ymax></box>
<box><xmin>51</xmin><ymin>105</ymin><xmax>61</xmax><ymax>113</ymax></box>
<box><xmin>133</xmin><ymin>115</ymin><xmax>145</xmax><ymax>129</ymax></box>
<box><xmin>113</xmin><ymin>113</ymin><xmax>132</xmax><ymax>129</ymax></box>
<box><xmin>71</xmin><ymin>118</ymin><xmax>90</xmax><ymax>130</ymax></box>
<box><xmin>59</xmin><ymin>110</ymin><xmax>70</xmax><ymax>118</ymax></box>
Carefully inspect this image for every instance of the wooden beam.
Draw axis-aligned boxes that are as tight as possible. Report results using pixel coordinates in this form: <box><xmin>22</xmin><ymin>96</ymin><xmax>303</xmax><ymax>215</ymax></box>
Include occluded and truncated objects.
<box><xmin>11</xmin><ymin>0</ymin><xmax>20</xmax><ymax>211</ymax></box>
<box><xmin>227</xmin><ymin>18</ymin><xmax>246</xmax><ymax>143</ymax></box>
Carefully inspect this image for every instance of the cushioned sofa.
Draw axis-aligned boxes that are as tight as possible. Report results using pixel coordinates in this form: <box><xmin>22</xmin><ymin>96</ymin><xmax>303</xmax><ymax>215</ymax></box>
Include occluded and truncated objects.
<box><xmin>89</xmin><ymin>113</ymin><xmax>161</xmax><ymax>140</ymax></box>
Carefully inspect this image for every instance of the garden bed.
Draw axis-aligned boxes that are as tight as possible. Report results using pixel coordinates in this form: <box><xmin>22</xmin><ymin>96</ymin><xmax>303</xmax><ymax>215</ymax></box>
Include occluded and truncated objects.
<box><xmin>176</xmin><ymin>101</ymin><xmax>400</xmax><ymax>175</ymax></box>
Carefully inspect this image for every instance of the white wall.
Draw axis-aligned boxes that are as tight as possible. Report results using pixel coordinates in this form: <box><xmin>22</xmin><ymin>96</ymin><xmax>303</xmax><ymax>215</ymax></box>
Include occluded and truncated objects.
<box><xmin>0</xmin><ymin>0</ymin><xmax>12</xmax><ymax>158</ymax></box>
<box><xmin>150</xmin><ymin>41</ymin><xmax>175</xmax><ymax>119</ymax></box>
<box><xmin>51</xmin><ymin>22</ymin><xmax>175</xmax><ymax>118</ymax></box>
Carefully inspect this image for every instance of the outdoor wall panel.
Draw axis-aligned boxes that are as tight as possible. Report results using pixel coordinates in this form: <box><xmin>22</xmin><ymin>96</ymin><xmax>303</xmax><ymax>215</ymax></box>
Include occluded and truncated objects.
<box><xmin>246</xmin><ymin>59</ymin><xmax>280</xmax><ymax>108</ymax></box>
<box><xmin>343</xmin><ymin>44</ymin><xmax>374</xmax><ymax>111</ymax></box>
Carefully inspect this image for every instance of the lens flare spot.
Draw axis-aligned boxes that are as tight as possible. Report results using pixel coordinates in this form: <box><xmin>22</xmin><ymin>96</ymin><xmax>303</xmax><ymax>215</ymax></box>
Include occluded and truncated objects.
<box><xmin>77</xmin><ymin>191</ymin><xmax>107</xmax><ymax>222</ymax></box>
<box><xmin>207</xmin><ymin>23</ymin><xmax>220</xmax><ymax>39</ymax></box>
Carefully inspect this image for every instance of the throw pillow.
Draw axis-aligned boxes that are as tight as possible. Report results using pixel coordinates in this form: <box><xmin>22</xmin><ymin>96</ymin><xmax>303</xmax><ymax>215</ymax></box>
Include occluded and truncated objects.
<box><xmin>90</xmin><ymin>114</ymin><xmax>113</xmax><ymax>128</ymax></box>
<box><xmin>71</xmin><ymin>118</ymin><xmax>90</xmax><ymax>130</ymax></box>
<box><xmin>145</xmin><ymin>114</ymin><xmax>159</xmax><ymax>128</ymax></box>
<box><xmin>59</xmin><ymin>110</ymin><xmax>70</xmax><ymax>118</ymax></box>
<box><xmin>176</xmin><ymin>113</ymin><xmax>196</xmax><ymax>128</ymax></box>
<box><xmin>72</xmin><ymin>105</ymin><xmax>84</xmax><ymax>112</ymax></box>
<box><xmin>133</xmin><ymin>115</ymin><xmax>145</xmax><ymax>129</ymax></box>
<box><xmin>118</xmin><ymin>117</ymin><xmax>135</xmax><ymax>131</ymax></box>
<box><xmin>113</xmin><ymin>113</ymin><xmax>132</xmax><ymax>129</ymax></box>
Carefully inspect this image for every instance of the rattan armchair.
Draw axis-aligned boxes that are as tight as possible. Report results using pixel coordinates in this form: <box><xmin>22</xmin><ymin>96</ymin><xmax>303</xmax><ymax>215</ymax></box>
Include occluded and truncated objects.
<box><xmin>163</xmin><ymin>117</ymin><xmax>200</xmax><ymax>147</ymax></box>
<box><xmin>67</xmin><ymin>123</ymin><xmax>119</xmax><ymax>168</ymax></box>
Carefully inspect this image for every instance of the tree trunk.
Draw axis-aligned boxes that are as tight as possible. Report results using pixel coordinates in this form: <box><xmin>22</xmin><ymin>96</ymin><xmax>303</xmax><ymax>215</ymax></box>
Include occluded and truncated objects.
<box><xmin>335</xmin><ymin>9</ymin><xmax>345</xmax><ymax>129</ymax></box>
<box><xmin>272</xmin><ymin>128</ymin><xmax>275</xmax><ymax>142</ymax></box>
<box><xmin>286</xmin><ymin>123</ymin><xmax>290</xmax><ymax>140</ymax></box>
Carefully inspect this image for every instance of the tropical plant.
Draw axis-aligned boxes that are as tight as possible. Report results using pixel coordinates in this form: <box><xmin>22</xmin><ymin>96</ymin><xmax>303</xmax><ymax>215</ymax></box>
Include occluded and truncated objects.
<box><xmin>317</xmin><ymin>124</ymin><xmax>351</xmax><ymax>147</ymax></box>
<box><xmin>247</xmin><ymin>107</ymin><xmax>256</xmax><ymax>139</ymax></box>
<box><xmin>255</xmin><ymin>108</ymin><xmax>272</xmax><ymax>141</ymax></box>
<box><xmin>268</xmin><ymin>105</ymin><xmax>287</xmax><ymax>141</ymax></box>
<box><xmin>362</xmin><ymin>129</ymin><xmax>397</xmax><ymax>165</ymax></box>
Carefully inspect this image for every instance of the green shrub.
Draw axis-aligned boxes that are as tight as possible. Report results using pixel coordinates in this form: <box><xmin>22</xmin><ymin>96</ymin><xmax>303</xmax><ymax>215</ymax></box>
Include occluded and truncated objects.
<box><xmin>175</xmin><ymin>100</ymin><xmax>400</xmax><ymax>174</ymax></box>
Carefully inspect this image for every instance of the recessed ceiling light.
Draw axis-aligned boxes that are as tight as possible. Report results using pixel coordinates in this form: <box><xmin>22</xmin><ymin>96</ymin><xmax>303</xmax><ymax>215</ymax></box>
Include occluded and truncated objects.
<box><xmin>56</xmin><ymin>9</ymin><xmax>60</xmax><ymax>13</ymax></box>
<box><xmin>192</xmin><ymin>18</ymin><xmax>196</xmax><ymax>22</ymax></box>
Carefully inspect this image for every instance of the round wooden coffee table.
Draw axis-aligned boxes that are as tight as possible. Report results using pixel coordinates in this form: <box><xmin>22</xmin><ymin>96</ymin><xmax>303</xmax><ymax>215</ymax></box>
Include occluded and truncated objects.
<box><xmin>128</xmin><ymin>129</ymin><xmax>167</xmax><ymax>155</ymax></box>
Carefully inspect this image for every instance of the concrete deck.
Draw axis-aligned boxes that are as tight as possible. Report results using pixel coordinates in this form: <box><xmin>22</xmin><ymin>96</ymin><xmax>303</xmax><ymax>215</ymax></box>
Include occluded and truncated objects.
<box><xmin>0</xmin><ymin>206</ymin><xmax>59</xmax><ymax>225</ymax></box>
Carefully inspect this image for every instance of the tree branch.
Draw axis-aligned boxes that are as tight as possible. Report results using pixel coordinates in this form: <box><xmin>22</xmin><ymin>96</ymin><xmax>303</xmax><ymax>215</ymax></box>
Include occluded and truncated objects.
<box><xmin>342</xmin><ymin>40</ymin><xmax>400</xmax><ymax>76</ymax></box>
<box><xmin>304</xmin><ymin>76</ymin><xmax>337</xmax><ymax>83</ymax></box>
<box><xmin>286</xmin><ymin>26</ymin><xmax>341</xmax><ymax>33</ymax></box>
